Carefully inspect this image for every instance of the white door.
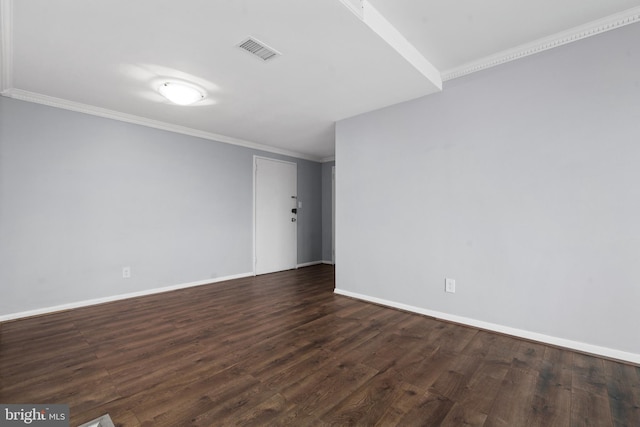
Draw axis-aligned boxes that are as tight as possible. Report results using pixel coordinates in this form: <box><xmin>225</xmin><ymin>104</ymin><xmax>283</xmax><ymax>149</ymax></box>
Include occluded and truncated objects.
<box><xmin>254</xmin><ymin>157</ymin><xmax>297</xmax><ymax>275</ymax></box>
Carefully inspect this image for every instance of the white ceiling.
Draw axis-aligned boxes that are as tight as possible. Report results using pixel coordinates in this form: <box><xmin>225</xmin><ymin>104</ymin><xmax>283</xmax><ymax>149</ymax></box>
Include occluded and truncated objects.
<box><xmin>2</xmin><ymin>0</ymin><xmax>640</xmax><ymax>161</ymax></box>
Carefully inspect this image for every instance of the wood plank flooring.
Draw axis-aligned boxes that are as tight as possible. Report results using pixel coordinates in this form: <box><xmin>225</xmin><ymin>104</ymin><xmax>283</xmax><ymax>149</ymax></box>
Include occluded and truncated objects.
<box><xmin>1</xmin><ymin>265</ymin><xmax>639</xmax><ymax>426</ymax></box>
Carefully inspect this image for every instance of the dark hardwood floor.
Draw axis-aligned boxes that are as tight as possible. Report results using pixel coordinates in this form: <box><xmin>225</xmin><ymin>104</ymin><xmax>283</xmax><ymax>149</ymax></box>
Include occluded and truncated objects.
<box><xmin>1</xmin><ymin>265</ymin><xmax>639</xmax><ymax>426</ymax></box>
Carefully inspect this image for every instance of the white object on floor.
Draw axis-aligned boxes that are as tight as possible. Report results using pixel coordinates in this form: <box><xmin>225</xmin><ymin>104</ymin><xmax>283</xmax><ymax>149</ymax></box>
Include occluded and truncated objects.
<box><xmin>77</xmin><ymin>414</ymin><xmax>115</xmax><ymax>427</ymax></box>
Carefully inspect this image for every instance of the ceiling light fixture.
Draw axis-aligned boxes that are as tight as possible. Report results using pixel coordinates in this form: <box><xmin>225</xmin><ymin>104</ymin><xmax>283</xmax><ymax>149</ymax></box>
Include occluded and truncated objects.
<box><xmin>158</xmin><ymin>82</ymin><xmax>205</xmax><ymax>105</ymax></box>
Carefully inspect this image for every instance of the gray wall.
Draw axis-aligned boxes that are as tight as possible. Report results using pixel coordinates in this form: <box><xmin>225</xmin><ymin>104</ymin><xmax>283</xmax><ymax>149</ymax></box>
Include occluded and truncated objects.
<box><xmin>297</xmin><ymin>159</ymin><xmax>322</xmax><ymax>265</ymax></box>
<box><xmin>0</xmin><ymin>97</ymin><xmax>322</xmax><ymax>316</ymax></box>
<box><xmin>322</xmin><ymin>161</ymin><xmax>335</xmax><ymax>262</ymax></box>
<box><xmin>336</xmin><ymin>23</ymin><xmax>640</xmax><ymax>356</ymax></box>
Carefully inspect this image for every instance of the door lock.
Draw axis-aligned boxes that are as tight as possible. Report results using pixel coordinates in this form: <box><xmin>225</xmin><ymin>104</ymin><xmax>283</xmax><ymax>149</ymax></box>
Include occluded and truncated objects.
<box><xmin>291</xmin><ymin>218</ymin><xmax>297</xmax><ymax>222</ymax></box>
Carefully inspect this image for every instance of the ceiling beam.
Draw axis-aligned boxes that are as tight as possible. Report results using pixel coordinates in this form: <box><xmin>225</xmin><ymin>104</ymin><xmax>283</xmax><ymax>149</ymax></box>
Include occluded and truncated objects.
<box><xmin>338</xmin><ymin>0</ymin><xmax>442</xmax><ymax>92</ymax></box>
<box><xmin>0</xmin><ymin>0</ymin><xmax>13</xmax><ymax>94</ymax></box>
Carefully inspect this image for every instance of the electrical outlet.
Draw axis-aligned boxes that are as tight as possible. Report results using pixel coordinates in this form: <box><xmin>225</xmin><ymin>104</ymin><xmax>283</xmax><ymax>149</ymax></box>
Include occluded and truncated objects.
<box><xmin>445</xmin><ymin>278</ymin><xmax>455</xmax><ymax>293</ymax></box>
<box><xmin>122</xmin><ymin>266</ymin><xmax>131</xmax><ymax>279</ymax></box>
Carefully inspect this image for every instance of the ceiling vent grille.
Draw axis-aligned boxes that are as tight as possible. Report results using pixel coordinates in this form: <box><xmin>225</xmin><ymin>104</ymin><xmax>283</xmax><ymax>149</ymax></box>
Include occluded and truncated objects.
<box><xmin>237</xmin><ymin>37</ymin><xmax>281</xmax><ymax>61</ymax></box>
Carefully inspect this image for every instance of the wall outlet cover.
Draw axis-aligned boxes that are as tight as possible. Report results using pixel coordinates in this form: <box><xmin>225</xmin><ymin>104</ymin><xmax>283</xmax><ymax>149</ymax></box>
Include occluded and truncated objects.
<box><xmin>445</xmin><ymin>278</ymin><xmax>456</xmax><ymax>293</ymax></box>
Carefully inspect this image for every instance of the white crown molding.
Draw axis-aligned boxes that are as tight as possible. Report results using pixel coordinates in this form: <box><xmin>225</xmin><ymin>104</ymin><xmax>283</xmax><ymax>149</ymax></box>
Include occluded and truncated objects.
<box><xmin>334</xmin><ymin>288</ymin><xmax>640</xmax><ymax>365</ymax></box>
<box><xmin>0</xmin><ymin>0</ymin><xmax>13</xmax><ymax>93</ymax></box>
<box><xmin>5</xmin><ymin>2</ymin><xmax>639</xmax><ymax>161</ymax></box>
<box><xmin>1</xmin><ymin>88</ymin><xmax>323</xmax><ymax>162</ymax></box>
<box><xmin>321</xmin><ymin>156</ymin><xmax>335</xmax><ymax>163</ymax></box>
<box><xmin>442</xmin><ymin>6</ymin><xmax>640</xmax><ymax>81</ymax></box>
<box><xmin>0</xmin><ymin>0</ymin><xmax>324</xmax><ymax>162</ymax></box>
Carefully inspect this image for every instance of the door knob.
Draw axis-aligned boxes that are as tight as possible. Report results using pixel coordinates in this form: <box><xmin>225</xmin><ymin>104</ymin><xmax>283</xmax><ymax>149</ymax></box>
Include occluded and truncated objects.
<box><xmin>291</xmin><ymin>218</ymin><xmax>297</xmax><ymax>222</ymax></box>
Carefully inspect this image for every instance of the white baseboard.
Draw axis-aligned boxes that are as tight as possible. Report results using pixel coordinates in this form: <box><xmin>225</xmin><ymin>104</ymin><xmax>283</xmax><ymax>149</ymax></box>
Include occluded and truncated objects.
<box><xmin>334</xmin><ymin>288</ymin><xmax>640</xmax><ymax>365</ymax></box>
<box><xmin>0</xmin><ymin>272</ymin><xmax>253</xmax><ymax>322</ymax></box>
<box><xmin>296</xmin><ymin>260</ymin><xmax>334</xmax><ymax>268</ymax></box>
<box><xmin>296</xmin><ymin>261</ymin><xmax>323</xmax><ymax>268</ymax></box>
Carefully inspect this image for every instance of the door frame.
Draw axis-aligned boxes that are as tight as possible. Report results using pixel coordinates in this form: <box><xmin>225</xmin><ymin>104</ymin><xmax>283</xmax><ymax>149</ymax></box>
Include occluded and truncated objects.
<box><xmin>332</xmin><ymin>165</ymin><xmax>335</xmax><ymax>265</ymax></box>
<box><xmin>252</xmin><ymin>155</ymin><xmax>298</xmax><ymax>275</ymax></box>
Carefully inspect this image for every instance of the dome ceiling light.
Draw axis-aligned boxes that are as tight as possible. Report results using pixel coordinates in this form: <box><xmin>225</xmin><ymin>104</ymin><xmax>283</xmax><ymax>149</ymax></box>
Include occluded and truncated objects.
<box><xmin>158</xmin><ymin>82</ymin><xmax>205</xmax><ymax>106</ymax></box>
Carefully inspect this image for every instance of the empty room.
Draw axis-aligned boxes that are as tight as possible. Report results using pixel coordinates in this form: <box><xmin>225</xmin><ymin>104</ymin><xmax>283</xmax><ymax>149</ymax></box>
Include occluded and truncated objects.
<box><xmin>1</xmin><ymin>1</ymin><xmax>639</xmax><ymax>426</ymax></box>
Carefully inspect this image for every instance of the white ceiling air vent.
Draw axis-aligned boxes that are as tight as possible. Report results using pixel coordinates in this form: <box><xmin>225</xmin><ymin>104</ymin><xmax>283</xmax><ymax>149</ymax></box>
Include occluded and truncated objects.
<box><xmin>237</xmin><ymin>37</ymin><xmax>281</xmax><ymax>61</ymax></box>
